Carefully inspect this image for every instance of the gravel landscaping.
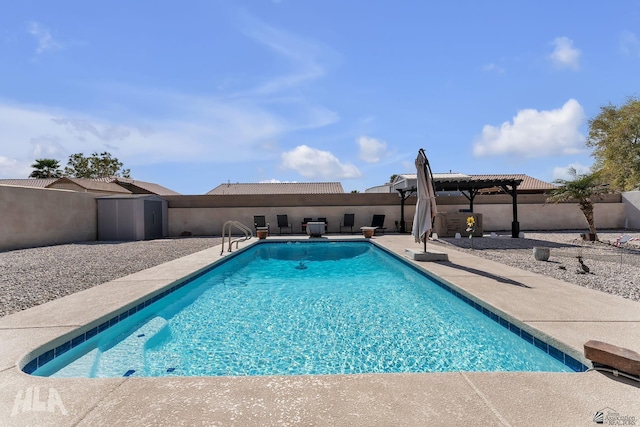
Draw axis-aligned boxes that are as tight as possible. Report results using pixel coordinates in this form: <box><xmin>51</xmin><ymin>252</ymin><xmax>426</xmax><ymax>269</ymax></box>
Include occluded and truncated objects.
<box><xmin>432</xmin><ymin>230</ymin><xmax>640</xmax><ymax>302</ymax></box>
<box><xmin>1</xmin><ymin>231</ymin><xmax>638</xmax><ymax>318</ymax></box>
<box><xmin>0</xmin><ymin>237</ymin><xmax>222</xmax><ymax>317</ymax></box>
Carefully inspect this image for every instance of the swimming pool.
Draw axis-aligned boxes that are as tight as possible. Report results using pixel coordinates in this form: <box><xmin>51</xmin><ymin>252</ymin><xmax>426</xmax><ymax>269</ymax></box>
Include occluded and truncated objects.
<box><xmin>28</xmin><ymin>241</ymin><xmax>584</xmax><ymax>377</ymax></box>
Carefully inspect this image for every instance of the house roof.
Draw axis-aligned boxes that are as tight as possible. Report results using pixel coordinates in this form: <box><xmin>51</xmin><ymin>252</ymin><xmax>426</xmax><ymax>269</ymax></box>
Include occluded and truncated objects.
<box><xmin>207</xmin><ymin>182</ymin><xmax>345</xmax><ymax>195</ymax></box>
<box><xmin>51</xmin><ymin>177</ymin><xmax>132</xmax><ymax>193</ymax></box>
<box><xmin>0</xmin><ymin>176</ymin><xmax>180</xmax><ymax>195</ymax></box>
<box><xmin>110</xmin><ymin>178</ymin><xmax>181</xmax><ymax>195</ymax></box>
<box><xmin>0</xmin><ymin>178</ymin><xmax>59</xmax><ymax>188</ymax></box>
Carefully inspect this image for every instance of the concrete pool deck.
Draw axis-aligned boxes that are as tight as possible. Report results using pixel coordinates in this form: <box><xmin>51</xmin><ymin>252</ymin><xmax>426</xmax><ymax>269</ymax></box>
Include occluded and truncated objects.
<box><xmin>0</xmin><ymin>235</ymin><xmax>639</xmax><ymax>426</ymax></box>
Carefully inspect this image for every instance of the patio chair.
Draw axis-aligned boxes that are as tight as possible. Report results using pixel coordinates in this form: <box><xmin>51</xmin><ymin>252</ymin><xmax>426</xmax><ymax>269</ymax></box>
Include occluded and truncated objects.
<box><xmin>301</xmin><ymin>217</ymin><xmax>312</xmax><ymax>233</ymax></box>
<box><xmin>317</xmin><ymin>217</ymin><xmax>328</xmax><ymax>233</ymax></box>
<box><xmin>277</xmin><ymin>215</ymin><xmax>292</xmax><ymax>235</ymax></box>
<box><xmin>254</xmin><ymin>215</ymin><xmax>269</xmax><ymax>233</ymax></box>
<box><xmin>371</xmin><ymin>214</ymin><xmax>387</xmax><ymax>235</ymax></box>
<box><xmin>340</xmin><ymin>213</ymin><xmax>355</xmax><ymax>234</ymax></box>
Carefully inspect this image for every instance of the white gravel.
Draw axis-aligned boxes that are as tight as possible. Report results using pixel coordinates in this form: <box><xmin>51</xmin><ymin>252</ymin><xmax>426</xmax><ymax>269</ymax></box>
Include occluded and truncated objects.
<box><xmin>431</xmin><ymin>230</ymin><xmax>640</xmax><ymax>302</ymax></box>
<box><xmin>0</xmin><ymin>237</ymin><xmax>222</xmax><ymax>317</ymax></box>
<box><xmin>1</xmin><ymin>231</ymin><xmax>638</xmax><ymax>318</ymax></box>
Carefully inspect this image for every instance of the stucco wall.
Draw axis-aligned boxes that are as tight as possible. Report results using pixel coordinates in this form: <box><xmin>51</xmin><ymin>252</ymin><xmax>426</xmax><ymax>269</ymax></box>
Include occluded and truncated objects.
<box><xmin>0</xmin><ymin>187</ymin><xmax>630</xmax><ymax>252</ymax></box>
<box><xmin>0</xmin><ymin>185</ymin><xmax>97</xmax><ymax>251</ymax></box>
<box><xmin>165</xmin><ymin>194</ymin><xmax>404</xmax><ymax>236</ymax></box>
<box><xmin>165</xmin><ymin>193</ymin><xmax>627</xmax><ymax>236</ymax></box>
<box><xmin>622</xmin><ymin>191</ymin><xmax>640</xmax><ymax>229</ymax></box>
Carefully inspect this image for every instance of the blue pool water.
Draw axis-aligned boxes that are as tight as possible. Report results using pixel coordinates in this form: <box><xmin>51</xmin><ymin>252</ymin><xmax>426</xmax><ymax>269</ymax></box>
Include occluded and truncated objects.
<box><xmin>32</xmin><ymin>241</ymin><xmax>575</xmax><ymax>377</ymax></box>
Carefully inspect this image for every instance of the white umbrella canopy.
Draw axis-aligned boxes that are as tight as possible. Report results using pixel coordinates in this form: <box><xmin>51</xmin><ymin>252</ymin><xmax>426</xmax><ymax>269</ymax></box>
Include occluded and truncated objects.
<box><xmin>412</xmin><ymin>148</ymin><xmax>437</xmax><ymax>251</ymax></box>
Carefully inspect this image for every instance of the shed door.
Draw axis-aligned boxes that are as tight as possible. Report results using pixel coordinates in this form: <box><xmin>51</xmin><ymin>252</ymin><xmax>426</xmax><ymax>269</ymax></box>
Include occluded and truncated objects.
<box><xmin>144</xmin><ymin>200</ymin><xmax>163</xmax><ymax>240</ymax></box>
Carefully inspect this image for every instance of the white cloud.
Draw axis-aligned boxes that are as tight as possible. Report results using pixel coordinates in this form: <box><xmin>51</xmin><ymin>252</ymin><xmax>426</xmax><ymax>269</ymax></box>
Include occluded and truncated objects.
<box><xmin>473</xmin><ymin>99</ymin><xmax>586</xmax><ymax>158</ymax></box>
<box><xmin>401</xmin><ymin>160</ymin><xmax>413</xmax><ymax>172</ymax></box>
<box><xmin>2</xmin><ymin>16</ymin><xmax>341</xmax><ymax>180</ymax></box>
<box><xmin>552</xmin><ymin>163</ymin><xmax>591</xmax><ymax>181</ymax></box>
<box><xmin>238</xmin><ymin>14</ymin><xmax>336</xmax><ymax>97</ymax></box>
<box><xmin>27</xmin><ymin>21</ymin><xmax>62</xmax><ymax>54</ymax></box>
<box><xmin>259</xmin><ymin>179</ymin><xmax>296</xmax><ymax>183</ymax></box>
<box><xmin>357</xmin><ymin>136</ymin><xmax>387</xmax><ymax>163</ymax></box>
<box><xmin>281</xmin><ymin>145</ymin><xmax>361</xmax><ymax>179</ymax></box>
<box><xmin>51</xmin><ymin>118</ymin><xmax>132</xmax><ymax>141</ymax></box>
<box><xmin>0</xmin><ymin>156</ymin><xmax>31</xmax><ymax>179</ymax></box>
<box><xmin>620</xmin><ymin>30</ymin><xmax>640</xmax><ymax>57</ymax></box>
<box><xmin>0</xmin><ymin>98</ymin><xmax>291</xmax><ymax>178</ymax></box>
<box><xmin>482</xmin><ymin>63</ymin><xmax>505</xmax><ymax>74</ymax></box>
<box><xmin>549</xmin><ymin>37</ymin><xmax>580</xmax><ymax>70</ymax></box>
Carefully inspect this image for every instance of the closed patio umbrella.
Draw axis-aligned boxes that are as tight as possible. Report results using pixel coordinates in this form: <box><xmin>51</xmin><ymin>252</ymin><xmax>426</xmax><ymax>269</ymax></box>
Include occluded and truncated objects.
<box><xmin>412</xmin><ymin>148</ymin><xmax>437</xmax><ymax>252</ymax></box>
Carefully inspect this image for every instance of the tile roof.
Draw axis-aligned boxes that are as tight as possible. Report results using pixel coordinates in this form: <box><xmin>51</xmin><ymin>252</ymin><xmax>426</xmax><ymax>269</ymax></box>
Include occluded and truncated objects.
<box><xmin>89</xmin><ymin>177</ymin><xmax>180</xmax><ymax>195</ymax></box>
<box><xmin>0</xmin><ymin>178</ymin><xmax>59</xmax><ymax>188</ymax></box>
<box><xmin>50</xmin><ymin>178</ymin><xmax>131</xmax><ymax>193</ymax></box>
<box><xmin>207</xmin><ymin>182</ymin><xmax>345</xmax><ymax>195</ymax></box>
<box><xmin>0</xmin><ymin>176</ymin><xmax>180</xmax><ymax>195</ymax></box>
<box><xmin>112</xmin><ymin>178</ymin><xmax>181</xmax><ymax>196</ymax></box>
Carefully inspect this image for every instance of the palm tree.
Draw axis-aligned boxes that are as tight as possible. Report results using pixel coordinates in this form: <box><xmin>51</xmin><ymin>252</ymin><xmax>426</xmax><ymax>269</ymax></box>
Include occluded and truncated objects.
<box><xmin>546</xmin><ymin>168</ymin><xmax>609</xmax><ymax>241</ymax></box>
<box><xmin>29</xmin><ymin>159</ymin><xmax>62</xmax><ymax>178</ymax></box>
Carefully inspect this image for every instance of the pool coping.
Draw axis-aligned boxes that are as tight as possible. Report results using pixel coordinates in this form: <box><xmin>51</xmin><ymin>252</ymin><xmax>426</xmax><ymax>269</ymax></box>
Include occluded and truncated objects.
<box><xmin>1</xmin><ymin>235</ymin><xmax>639</xmax><ymax>425</ymax></box>
<box><xmin>22</xmin><ymin>238</ymin><xmax>587</xmax><ymax>376</ymax></box>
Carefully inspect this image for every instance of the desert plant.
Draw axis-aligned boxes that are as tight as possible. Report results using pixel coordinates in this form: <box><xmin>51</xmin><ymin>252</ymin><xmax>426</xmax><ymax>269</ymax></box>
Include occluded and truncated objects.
<box><xmin>546</xmin><ymin>168</ymin><xmax>609</xmax><ymax>241</ymax></box>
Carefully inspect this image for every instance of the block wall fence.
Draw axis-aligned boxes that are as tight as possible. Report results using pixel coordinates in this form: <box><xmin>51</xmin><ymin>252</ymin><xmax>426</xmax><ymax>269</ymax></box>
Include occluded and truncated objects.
<box><xmin>1</xmin><ymin>185</ymin><xmax>637</xmax><ymax>251</ymax></box>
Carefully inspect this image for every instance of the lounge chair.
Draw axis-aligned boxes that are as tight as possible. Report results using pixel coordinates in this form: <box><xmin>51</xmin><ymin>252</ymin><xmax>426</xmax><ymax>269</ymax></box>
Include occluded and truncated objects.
<box><xmin>371</xmin><ymin>214</ymin><xmax>386</xmax><ymax>235</ymax></box>
<box><xmin>254</xmin><ymin>215</ymin><xmax>269</xmax><ymax>233</ymax></box>
<box><xmin>340</xmin><ymin>214</ymin><xmax>355</xmax><ymax>234</ymax></box>
<box><xmin>277</xmin><ymin>215</ymin><xmax>292</xmax><ymax>235</ymax></box>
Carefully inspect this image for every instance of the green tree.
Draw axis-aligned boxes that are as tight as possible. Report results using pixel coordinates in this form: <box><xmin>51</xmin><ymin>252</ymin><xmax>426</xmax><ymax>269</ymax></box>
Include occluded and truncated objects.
<box><xmin>546</xmin><ymin>168</ymin><xmax>609</xmax><ymax>241</ymax></box>
<box><xmin>586</xmin><ymin>97</ymin><xmax>640</xmax><ymax>191</ymax></box>
<box><xmin>63</xmin><ymin>152</ymin><xmax>131</xmax><ymax>178</ymax></box>
<box><xmin>389</xmin><ymin>174</ymin><xmax>399</xmax><ymax>184</ymax></box>
<box><xmin>29</xmin><ymin>158</ymin><xmax>62</xmax><ymax>178</ymax></box>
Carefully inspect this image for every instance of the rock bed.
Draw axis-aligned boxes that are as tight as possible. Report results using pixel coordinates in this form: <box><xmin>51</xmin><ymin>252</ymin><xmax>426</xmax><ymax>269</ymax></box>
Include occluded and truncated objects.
<box><xmin>0</xmin><ymin>238</ymin><xmax>222</xmax><ymax>317</ymax></box>
<box><xmin>432</xmin><ymin>230</ymin><xmax>640</xmax><ymax>302</ymax></box>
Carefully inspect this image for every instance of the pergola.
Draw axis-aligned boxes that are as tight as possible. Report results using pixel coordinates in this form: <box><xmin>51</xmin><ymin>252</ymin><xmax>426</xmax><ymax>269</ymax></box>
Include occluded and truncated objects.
<box><xmin>396</xmin><ymin>177</ymin><xmax>523</xmax><ymax>238</ymax></box>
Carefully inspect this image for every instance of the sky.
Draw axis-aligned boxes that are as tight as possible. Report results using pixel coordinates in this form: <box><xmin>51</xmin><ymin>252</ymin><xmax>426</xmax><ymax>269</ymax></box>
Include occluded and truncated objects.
<box><xmin>1</xmin><ymin>1</ymin><xmax>640</xmax><ymax>194</ymax></box>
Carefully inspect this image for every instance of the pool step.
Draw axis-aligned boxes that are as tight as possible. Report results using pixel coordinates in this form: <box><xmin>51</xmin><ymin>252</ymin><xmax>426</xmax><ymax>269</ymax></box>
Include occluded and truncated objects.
<box><xmin>93</xmin><ymin>317</ymin><xmax>168</xmax><ymax>377</ymax></box>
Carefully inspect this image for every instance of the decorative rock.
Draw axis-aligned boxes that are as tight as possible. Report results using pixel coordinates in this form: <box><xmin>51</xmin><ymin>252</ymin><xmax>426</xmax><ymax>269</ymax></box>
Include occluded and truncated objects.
<box><xmin>454</xmin><ymin>233</ymin><xmax>461</xmax><ymax>239</ymax></box>
<box><xmin>584</xmin><ymin>340</ymin><xmax>640</xmax><ymax>376</ymax></box>
<box><xmin>533</xmin><ymin>247</ymin><xmax>550</xmax><ymax>261</ymax></box>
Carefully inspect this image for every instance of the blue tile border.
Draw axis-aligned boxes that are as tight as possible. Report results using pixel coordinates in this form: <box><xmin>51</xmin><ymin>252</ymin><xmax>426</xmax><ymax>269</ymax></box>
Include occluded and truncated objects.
<box><xmin>372</xmin><ymin>241</ymin><xmax>590</xmax><ymax>373</ymax></box>
<box><xmin>22</xmin><ymin>258</ymin><xmax>223</xmax><ymax>375</ymax></box>
<box><xmin>431</xmin><ymin>272</ymin><xmax>588</xmax><ymax>372</ymax></box>
<box><xmin>23</xmin><ymin>240</ymin><xmax>589</xmax><ymax>375</ymax></box>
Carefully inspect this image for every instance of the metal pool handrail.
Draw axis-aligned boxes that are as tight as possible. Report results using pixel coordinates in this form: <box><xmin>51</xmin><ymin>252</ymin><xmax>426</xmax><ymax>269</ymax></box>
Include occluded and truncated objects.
<box><xmin>221</xmin><ymin>221</ymin><xmax>253</xmax><ymax>254</ymax></box>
